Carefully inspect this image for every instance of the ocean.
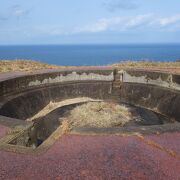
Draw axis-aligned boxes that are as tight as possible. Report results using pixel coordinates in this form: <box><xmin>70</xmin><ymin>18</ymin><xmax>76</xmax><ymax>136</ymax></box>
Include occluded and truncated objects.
<box><xmin>0</xmin><ymin>44</ymin><xmax>180</xmax><ymax>66</ymax></box>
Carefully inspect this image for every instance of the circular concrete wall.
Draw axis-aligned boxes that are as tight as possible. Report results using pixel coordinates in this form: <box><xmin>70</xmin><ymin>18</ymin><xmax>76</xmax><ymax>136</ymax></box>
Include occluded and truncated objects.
<box><xmin>0</xmin><ymin>68</ymin><xmax>180</xmax><ymax>121</ymax></box>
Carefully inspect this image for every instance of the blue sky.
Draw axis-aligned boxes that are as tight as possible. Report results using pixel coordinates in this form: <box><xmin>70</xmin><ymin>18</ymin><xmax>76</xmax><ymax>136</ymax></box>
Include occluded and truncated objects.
<box><xmin>0</xmin><ymin>0</ymin><xmax>180</xmax><ymax>44</ymax></box>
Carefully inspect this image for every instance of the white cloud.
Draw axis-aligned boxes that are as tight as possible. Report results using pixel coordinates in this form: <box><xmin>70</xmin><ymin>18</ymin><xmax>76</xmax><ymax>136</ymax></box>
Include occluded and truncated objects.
<box><xmin>13</xmin><ymin>9</ymin><xmax>28</xmax><ymax>17</ymax></box>
<box><xmin>158</xmin><ymin>15</ymin><xmax>180</xmax><ymax>27</ymax></box>
<box><xmin>103</xmin><ymin>0</ymin><xmax>138</xmax><ymax>12</ymax></box>
<box><xmin>74</xmin><ymin>14</ymin><xmax>180</xmax><ymax>33</ymax></box>
<box><xmin>74</xmin><ymin>14</ymin><xmax>154</xmax><ymax>33</ymax></box>
<box><xmin>10</xmin><ymin>14</ymin><xmax>180</xmax><ymax>38</ymax></box>
<box><xmin>74</xmin><ymin>19</ymin><xmax>109</xmax><ymax>33</ymax></box>
<box><xmin>11</xmin><ymin>5</ymin><xmax>31</xmax><ymax>18</ymax></box>
<box><xmin>33</xmin><ymin>26</ymin><xmax>72</xmax><ymax>36</ymax></box>
<box><xmin>0</xmin><ymin>5</ymin><xmax>31</xmax><ymax>21</ymax></box>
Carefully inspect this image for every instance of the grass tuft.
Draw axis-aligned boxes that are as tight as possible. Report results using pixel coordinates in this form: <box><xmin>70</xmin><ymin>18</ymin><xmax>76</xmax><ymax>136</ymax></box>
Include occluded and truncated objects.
<box><xmin>60</xmin><ymin>119</ymin><xmax>72</xmax><ymax>134</ymax></box>
<box><xmin>66</xmin><ymin>102</ymin><xmax>132</xmax><ymax>128</ymax></box>
<box><xmin>112</xmin><ymin>60</ymin><xmax>180</xmax><ymax>73</ymax></box>
<box><xmin>0</xmin><ymin>60</ymin><xmax>180</xmax><ymax>74</ymax></box>
<box><xmin>0</xmin><ymin>60</ymin><xmax>60</xmax><ymax>73</ymax></box>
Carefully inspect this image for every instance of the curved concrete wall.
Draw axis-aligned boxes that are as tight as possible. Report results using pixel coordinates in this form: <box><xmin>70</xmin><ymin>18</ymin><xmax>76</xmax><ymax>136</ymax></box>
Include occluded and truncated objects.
<box><xmin>119</xmin><ymin>70</ymin><xmax>180</xmax><ymax>120</ymax></box>
<box><xmin>0</xmin><ymin>68</ymin><xmax>180</xmax><ymax>121</ymax></box>
<box><xmin>0</xmin><ymin>82</ymin><xmax>113</xmax><ymax>119</ymax></box>
<box><xmin>0</xmin><ymin>68</ymin><xmax>114</xmax><ymax>97</ymax></box>
<box><xmin>122</xmin><ymin>70</ymin><xmax>180</xmax><ymax>91</ymax></box>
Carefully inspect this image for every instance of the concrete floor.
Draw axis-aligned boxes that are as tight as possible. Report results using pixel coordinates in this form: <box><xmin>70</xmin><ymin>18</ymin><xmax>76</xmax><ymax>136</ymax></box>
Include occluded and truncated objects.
<box><xmin>0</xmin><ymin>124</ymin><xmax>179</xmax><ymax>180</ymax></box>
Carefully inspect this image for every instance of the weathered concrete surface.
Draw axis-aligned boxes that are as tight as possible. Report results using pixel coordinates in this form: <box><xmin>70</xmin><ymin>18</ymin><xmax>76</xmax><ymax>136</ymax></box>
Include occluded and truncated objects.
<box><xmin>1</xmin><ymin>68</ymin><xmax>180</xmax><ymax>97</ymax></box>
<box><xmin>120</xmin><ymin>83</ymin><xmax>180</xmax><ymax>121</ymax></box>
<box><xmin>28</xmin><ymin>71</ymin><xmax>114</xmax><ymax>87</ymax></box>
<box><xmin>146</xmin><ymin>132</ymin><xmax>180</xmax><ymax>154</ymax></box>
<box><xmin>0</xmin><ymin>67</ymin><xmax>114</xmax><ymax>97</ymax></box>
<box><xmin>0</xmin><ymin>124</ymin><xmax>9</xmax><ymax>139</ymax></box>
<box><xmin>0</xmin><ymin>68</ymin><xmax>180</xmax><ymax>120</ymax></box>
<box><xmin>0</xmin><ymin>115</ymin><xmax>31</xmax><ymax>128</ymax></box>
<box><xmin>123</xmin><ymin>70</ymin><xmax>180</xmax><ymax>90</ymax></box>
<box><xmin>0</xmin><ymin>133</ymin><xmax>179</xmax><ymax>180</ymax></box>
<box><xmin>0</xmin><ymin>82</ymin><xmax>112</xmax><ymax>120</ymax></box>
<box><xmin>0</xmin><ymin>68</ymin><xmax>179</xmax><ymax>179</ymax></box>
<box><xmin>0</xmin><ymin>67</ymin><xmax>113</xmax><ymax>81</ymax></box>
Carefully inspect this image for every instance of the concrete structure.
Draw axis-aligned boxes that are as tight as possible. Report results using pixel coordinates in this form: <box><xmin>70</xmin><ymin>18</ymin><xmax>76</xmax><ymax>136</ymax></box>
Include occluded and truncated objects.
<box><xmin>0</xmin><ymin>67</ymin><xmax>179</xmax><ymax>179</ymax></box>
<box><xmin>0</xmin><ymin>67</ymin><xmax>179</xmax><ymax>121</ymax></box>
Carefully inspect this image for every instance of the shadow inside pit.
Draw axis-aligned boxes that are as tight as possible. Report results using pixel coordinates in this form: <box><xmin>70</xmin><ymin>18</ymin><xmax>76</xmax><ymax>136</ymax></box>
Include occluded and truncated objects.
<box><xmin>9</xmin><ymin>102</ymin><xmax>176</xmax><ymax>149</ymax></box>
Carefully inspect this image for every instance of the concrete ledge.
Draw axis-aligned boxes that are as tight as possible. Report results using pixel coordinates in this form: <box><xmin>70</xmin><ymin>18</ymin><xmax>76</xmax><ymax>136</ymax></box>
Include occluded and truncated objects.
<box><xmin>123</xmin><ymin>70</ymin><xmax>180</xmax><ymax>91</ymax></box>
<box><xmin>0</xmin><ymin>68</ymin><xmax>180</xmax><ymax>121</ymax></box>
<box><xmin>0</xmin><ymin>68</ymin><xmax>114</xmax><ymax>97</ymax></box>
<box><xmin>1</xmin><ymin>68</ymin><xmax>180</xmax><ymax>97</ymax></box>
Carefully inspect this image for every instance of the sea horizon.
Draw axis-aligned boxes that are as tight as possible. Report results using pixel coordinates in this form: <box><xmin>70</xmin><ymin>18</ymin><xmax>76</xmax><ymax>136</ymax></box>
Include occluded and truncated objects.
<box><xmin>0</xmin><ymin>44</ymin><xmax>180</xmax><ymax>66</ymax></box>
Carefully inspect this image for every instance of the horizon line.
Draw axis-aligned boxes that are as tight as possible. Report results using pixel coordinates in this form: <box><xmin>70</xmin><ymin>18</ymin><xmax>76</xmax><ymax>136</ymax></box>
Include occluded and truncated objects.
<box><xmin>1</xmin><ymin>42</ymin><xmax>180</xmax><ymax>46</ymax></box>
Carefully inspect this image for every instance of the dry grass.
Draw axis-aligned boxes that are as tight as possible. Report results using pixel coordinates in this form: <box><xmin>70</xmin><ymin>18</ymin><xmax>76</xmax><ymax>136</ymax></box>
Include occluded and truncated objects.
<box><xmin>1</xmin><ymin>60</ymin><xmax>180</xmax><ymax>74</ymax></box>
<box><xmin>112</xmin><ymin>61</ymin><xmax>180</xmax><ymax>68</ymax></box>
<box><xmin>112</xmin><ymin>61</ymin><xmax>180</xmax><ymax>73</ymax></box>
<box><xmin>0</xmin><ymin>60</ymin><xmax>61</xmax><ymax>73</ymax></box>
<box><xmin>7</xmin><ymin>125</ymin><xmax>25</xmax><ymax>135</ymax></box>
<box><xmin>27</xmin><ymin>98</ymin><xmax>100</xmax><ymax>121</ymax></box>
<box><xmin>60</xmin><ymin>119</ymin><xmax>72</xmax><ymax>134</ymax></box>
<box><xmin>66</xmin><ymin>102</ymin><xmax>132</xmax><ymax>128</ymax></box>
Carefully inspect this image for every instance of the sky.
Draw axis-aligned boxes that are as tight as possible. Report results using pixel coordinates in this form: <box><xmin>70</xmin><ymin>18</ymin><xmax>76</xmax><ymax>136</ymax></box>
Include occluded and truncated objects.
<box><xmin>0</xmin><ymin>0</ymin><xmax>180</xmax><ymax>44</ymax></box>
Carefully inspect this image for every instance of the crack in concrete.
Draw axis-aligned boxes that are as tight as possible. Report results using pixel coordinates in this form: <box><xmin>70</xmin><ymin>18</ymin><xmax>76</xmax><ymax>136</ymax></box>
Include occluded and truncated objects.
<box><xmin>136</xmin><ymin>134</ymin><xmax>180</xmax><ymax>160</ymax></box>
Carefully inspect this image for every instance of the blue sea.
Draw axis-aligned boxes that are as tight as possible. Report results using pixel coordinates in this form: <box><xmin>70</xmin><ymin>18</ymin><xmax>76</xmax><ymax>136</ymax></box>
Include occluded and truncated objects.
<box><xmin>0</xmin><ymin>44</ymin><xmax>180</xmax><ymax>66</ymax></box>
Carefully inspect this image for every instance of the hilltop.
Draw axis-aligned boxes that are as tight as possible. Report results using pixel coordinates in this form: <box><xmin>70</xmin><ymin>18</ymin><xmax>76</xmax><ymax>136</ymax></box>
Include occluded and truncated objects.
<box><xmin>0</xmin><ymin>60</ymin><xmax>180</xmax><ymax>74</ymax></box>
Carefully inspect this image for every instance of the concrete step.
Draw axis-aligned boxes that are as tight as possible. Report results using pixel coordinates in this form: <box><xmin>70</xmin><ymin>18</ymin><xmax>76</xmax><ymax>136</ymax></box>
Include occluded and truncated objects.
<box><xmin>112</xmin><ymin>82</ymin><xmax>121</xmax><ymax>86</ymax></box>
<box><xmin>114</xmin><ymin>75</ymin><xmax>122</xmax><ymax>80</ymax></box>
<box><xmin>114</xmin><ymin>77</ymin><xmax>121</xmax><ymax>81</ymax></box>
<box><xmin>112</xmin><ymin>86</ymin><xmax>121</xmax><ymax>90</ymax></box>
<box><xmin>109</xmin><ymin>96</ymin><xmax>121</xmax><ymax>102</ymax></box>
<box><xmin>113</xmin><ymin>86</ymin><xmax>121</xmax><ymax>89</ymax></box>
<box><xmin>113</xmin><ymin>81</ymin><xmax>121</xmax><ymax>84</ymax></box>
<box><xmin>114</xmin><ymin>74</ymin><xmax>121</xmax><ymax>78</ymax></box>
<box><xmin>113</xmin><ymin>83</ymin><xmax>121</xmax><ymax>86</ymax></box>
<box><xmin>111</xmin><ymin>91</ymin><xmax>121</xmax><ymax>96</ymax></box>
<box><xmin>114</xmin><ymin>78</ymin><xmax>121</xmax><ymax>81</ymax></box>
<box><xmin>112</xmin><ymin>85</ymin><xmax>121</xmax><ymax>89</ymax></box>
<box><xmin>112</xmin><ymin>95</ymin><xmax>120</xmax><ymax>98</ymax></box>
